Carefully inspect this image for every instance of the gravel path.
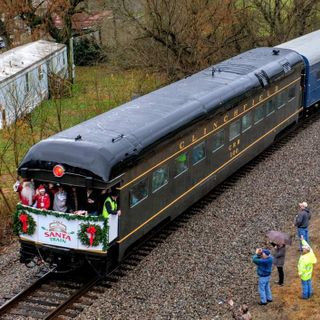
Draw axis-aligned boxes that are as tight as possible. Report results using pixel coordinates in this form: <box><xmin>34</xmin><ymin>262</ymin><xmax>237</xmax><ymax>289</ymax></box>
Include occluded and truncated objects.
<box><xmin>0</xmin><ymin>116</ymin><xmax>319</xmax><ymax>319</ymax></box>
<box><xmin>0</xmin><ymin>242</ymin><xmax>41</xmax><ymax>306</ymax></box>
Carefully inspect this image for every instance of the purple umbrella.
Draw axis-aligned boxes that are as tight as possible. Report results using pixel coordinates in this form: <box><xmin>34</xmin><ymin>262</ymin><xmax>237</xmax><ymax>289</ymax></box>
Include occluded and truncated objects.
<box><xmin>266</xmin><ymin>230</ymin><xmax>292</xmax><ymax>245</ymax></box>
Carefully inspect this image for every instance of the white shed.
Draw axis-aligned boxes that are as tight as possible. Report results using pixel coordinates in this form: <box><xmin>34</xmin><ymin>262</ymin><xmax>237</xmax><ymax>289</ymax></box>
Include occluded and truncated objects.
<box><xmin>0</xmin><ymin>40</ymin><xmax>68</xmax><ymax>129</ymax></box>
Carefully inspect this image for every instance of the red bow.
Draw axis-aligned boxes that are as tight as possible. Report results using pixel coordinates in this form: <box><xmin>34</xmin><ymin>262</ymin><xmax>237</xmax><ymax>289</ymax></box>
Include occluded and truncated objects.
<box><xmin>19</xmin><ymin>213</ymin><xmax>28</xmax><ymax>233</ymax></box>
<box><xmin>87</xmin><ymin>226</ymin><xmax>97</xmax><ymax>246</ymax></box>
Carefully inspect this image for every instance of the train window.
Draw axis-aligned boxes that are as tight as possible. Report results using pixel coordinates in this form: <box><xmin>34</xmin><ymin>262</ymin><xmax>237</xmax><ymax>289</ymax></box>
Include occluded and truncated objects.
<box><xmin>129</xmin><ymin>179</ymin><xmax>148</xmax><ymax>207</ymax></box>
<box><xmin>254</xmin><ymin>104</ymin><xmax>265</xmax><ymax>124</ymax></box>
<box><xmin>229</xmin><ymin>119</ymin><xmax>241</xmax><ymax>141</ymax></box>
<box><xmin>316</xmin><ymin>70</ymin><xmax>320</xmax><ymax>80</ymax></box>
<box><xmin>173</xmin><ymin>153</ymin><xmax>188</xmax><ymax>177</ymax></box>
<box><xmin>242</xmin><ymin>112</ymin><xmax>252</xmax><ymax>132</ymax></box>
<box><xmin>192</xmin><ymin>142</ymin><xmax>206</xmax><ymax>165</ymax></box>
<box><xmin>266</xmin><ymin>99</ymin><xmax>275</xmax><ymax>116</ymax></box>
<box><xmin>212</xmin><ymin>129</ymin><xmax>224</xmax><ymax>152</ymax></box>
<box><xmin>152</xmin><ymin>166</ymin><xmax>169</xmax><ymax>192</ymax></box>
<box><xmin>276</xmin><ymin>91</ymin><xmax>286</xmax><ymax>108</ymax></box>
<box><xmin>288</xmin><ymin>87</ymin><xmax>296</xmax><ymax>100</ymax></box>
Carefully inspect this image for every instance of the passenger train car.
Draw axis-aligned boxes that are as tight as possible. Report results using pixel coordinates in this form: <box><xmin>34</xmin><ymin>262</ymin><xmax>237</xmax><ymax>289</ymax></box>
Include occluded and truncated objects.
<box><xmin>15</xmin><ymin>30</ymin><xmax>320</xmax><ymax>271</ymax></box>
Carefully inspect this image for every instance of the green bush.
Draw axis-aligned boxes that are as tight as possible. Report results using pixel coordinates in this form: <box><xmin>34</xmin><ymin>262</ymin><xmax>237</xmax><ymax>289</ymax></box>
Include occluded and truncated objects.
<box><xmin>74</xmin><ymin>37</ymin><xmax>106</xmax><ymax>66</ymax></box>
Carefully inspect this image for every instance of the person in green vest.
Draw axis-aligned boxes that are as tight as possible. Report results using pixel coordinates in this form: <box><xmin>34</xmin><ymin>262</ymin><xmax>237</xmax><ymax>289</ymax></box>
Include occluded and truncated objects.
<box><xmin>175</xmin><ymin>153</ymin><xmax>188</xmax><ymax>175</ymax></box>
<box><xmin>298</xmin><ymin>236</ymin><xmax>317</xmax><ymax>299</ymax></box>
<box><xmin>102</xmin><ymin>191</ymin><xmax>121</xmax><ymax>219</ymax></box>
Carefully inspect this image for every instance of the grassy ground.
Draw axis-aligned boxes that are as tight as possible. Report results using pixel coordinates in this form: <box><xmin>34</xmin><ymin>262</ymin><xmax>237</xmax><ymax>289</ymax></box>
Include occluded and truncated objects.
<box><xmin>251</xmin><ymin>203</ymin><xmax>320</xmax><ymax>319</ymax></box>
<box><xmin>0</xmin><ymin>65</ymin><xmax>167</xmax><ymax>244</ymax></box>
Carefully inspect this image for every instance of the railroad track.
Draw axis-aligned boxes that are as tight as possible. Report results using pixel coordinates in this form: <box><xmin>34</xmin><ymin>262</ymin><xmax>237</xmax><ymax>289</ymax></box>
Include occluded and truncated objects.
<box><xmin>0</xmin><ymin>107</ymin><xmax>319</xmax><ymax>319</ymax></box>
<box><xmin>0</xmin><ymin>268</ymin><xmax>101</xmax><ymax>320</ymax></box>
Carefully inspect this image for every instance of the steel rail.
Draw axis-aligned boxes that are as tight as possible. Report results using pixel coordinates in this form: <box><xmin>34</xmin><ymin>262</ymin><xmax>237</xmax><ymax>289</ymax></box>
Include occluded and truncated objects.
<box><xmin>44</xmin><ymin>275</ymin><xmax>101</xmax><ymax>320</ymax></box>
<box><xmin>0</xmin><ymin>269</ymin><xmax>53</xmax><ymax>316</ymax></box>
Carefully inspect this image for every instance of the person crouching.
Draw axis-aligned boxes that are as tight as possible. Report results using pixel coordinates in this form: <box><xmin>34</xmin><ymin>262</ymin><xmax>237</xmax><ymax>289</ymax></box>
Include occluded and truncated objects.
<box><xmin>252</xmin><ymin>248</ymin><xmax>273</xmax><ymax>305</ymax></box>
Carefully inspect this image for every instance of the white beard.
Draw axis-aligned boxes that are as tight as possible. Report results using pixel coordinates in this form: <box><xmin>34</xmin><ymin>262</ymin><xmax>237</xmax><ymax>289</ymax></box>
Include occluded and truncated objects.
<box><xmin>21</xmin><ymin>182</ymin><xmax>35</xmax><ymax>205</ymax></box>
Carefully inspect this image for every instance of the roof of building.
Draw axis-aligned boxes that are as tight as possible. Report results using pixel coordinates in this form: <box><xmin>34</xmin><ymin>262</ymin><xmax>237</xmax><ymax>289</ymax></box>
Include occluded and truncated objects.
<box><xmin>0</xmin><ymin>40</ymin><xmax>65</xmax><ymax>82</ymax></box>
<box><xmin>276</xmin><ymin>29</ymin><xmax>320</xmax><ymax>66</ymax></box>
<box><xmin>52</xmin><ymin>11</ymin><xmax>112</xmax><ymax>32</ymax></box>
<box><xmin>19</xmin><ymin>47</ymin><xmax>302</xmax><ymax>183</ymax></box>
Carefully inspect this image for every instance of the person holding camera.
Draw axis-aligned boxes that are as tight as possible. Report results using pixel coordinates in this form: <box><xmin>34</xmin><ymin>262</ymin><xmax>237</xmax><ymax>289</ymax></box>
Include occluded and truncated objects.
<box><xmin>252</xmin><ymin>248</ymin><xmax>273</xmax><ymax>305</ymax></box>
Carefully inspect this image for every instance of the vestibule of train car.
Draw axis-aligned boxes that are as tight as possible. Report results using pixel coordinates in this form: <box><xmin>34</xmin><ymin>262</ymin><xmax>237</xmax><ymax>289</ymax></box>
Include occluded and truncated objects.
<box><xmin>14</xmin><ymin>179</ymin><xmax>121</xmax><ymax>262</ymax></box>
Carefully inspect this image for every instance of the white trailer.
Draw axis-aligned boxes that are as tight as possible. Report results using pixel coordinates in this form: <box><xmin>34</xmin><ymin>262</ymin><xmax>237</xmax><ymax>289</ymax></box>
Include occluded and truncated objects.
<box><xmin>0</xmin><ymin>40</ymin><xmax>68</xmax><ymax>129</ymax></box>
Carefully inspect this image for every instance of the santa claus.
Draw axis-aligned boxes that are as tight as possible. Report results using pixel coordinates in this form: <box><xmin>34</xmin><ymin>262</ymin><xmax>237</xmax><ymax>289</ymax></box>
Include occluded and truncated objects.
<box><xmin>13</xmin><ymin>179</ymin><xmax>35</xmax><ymax>206</ymax></box>
<box><xmin>34</xmin><ymin>185</ymin><xmax>50</xmax><ymax>210</ymax></box>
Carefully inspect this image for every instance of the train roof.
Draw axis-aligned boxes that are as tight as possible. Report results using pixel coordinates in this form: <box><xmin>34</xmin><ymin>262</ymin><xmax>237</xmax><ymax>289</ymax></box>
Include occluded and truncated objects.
<box><xmin>19</xmin><ymin>47</ymin><xmax>302</xmax><ymax>183</ymax></box>
<box><xmin>276</xmin><ymin>29</ymin><xmax>320</xmax><ymax>66</ymax></box>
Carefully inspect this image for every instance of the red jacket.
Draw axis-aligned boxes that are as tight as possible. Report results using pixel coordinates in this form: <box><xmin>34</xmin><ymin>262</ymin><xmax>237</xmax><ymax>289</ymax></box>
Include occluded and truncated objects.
<box><xmin>34</xmin><ymin>193</ymin><xmax>51</xmax><ymax>209</ymax></box>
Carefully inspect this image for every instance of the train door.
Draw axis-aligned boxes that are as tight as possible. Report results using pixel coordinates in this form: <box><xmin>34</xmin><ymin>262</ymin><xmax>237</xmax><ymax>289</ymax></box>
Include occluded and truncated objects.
<box><xmin>105</xmin><ymin>187</ymin><xmax>121</xmax><ymax>243</ymax></box>
<box><xmin>108</xmin><ymin>214</ymin><xmax>118</xmax><ymax>242</ymax></box>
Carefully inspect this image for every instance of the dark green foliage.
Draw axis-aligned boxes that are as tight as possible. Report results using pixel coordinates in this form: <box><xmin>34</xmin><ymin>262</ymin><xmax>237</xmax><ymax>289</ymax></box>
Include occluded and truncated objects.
<box><xmin>15</xmin><ymin>204</ymin><xmax>105</xmax><ymax>222</ymax></box>
<box><xmin>78</xmin><ymin>223</ymin><xmax>109</xmax><ymax>250</ymax></box>
<box><xmin>74</xmin><ymin>37</ymin><xmax>106</xmax><ymax>66</ymax></box>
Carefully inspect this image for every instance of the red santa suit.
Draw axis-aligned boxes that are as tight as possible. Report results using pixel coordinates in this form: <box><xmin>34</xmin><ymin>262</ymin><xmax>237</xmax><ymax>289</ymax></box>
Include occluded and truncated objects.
<box><xmin>13</xmin><ymin>180</ymin><xmax>35</xmax><ymax>206</ymax></box>
<box><xmin>34</xmin><ymin>186</ymin><xmax>50</xmax><ymax>209</ymax></box>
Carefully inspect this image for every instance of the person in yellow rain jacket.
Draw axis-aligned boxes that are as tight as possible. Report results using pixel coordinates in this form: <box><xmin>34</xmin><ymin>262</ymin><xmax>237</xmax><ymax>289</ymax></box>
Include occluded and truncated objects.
<box><xmin>298</xmin><ymin>236</ymin><xmax>317</xmax><ymax>299</ymax></box>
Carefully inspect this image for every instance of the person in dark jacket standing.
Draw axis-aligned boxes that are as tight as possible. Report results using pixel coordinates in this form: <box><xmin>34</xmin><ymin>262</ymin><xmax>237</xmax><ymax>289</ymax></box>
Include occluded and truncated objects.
<box><xmin>272</xmin><ymin>243</ymin><xmax>286</xmax><ymax>286</ymax></box>
<box><xmin>252</xmin><ymin>248</ymin><xmax>273</xmax><ymax>305</ymax></box>
<box><xmin>86</xmin><ymin>188</ymin><xmax>100</xmax><ymax>216</ymax></box>
<box><xmin>295</xmin><ymin>202</ymin><xmax>311</xmax><ymax>250</ymax></box>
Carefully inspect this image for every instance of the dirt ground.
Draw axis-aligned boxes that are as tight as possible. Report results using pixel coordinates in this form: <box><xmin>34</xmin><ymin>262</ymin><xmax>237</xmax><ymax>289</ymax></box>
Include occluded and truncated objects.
<box><xmin>251</xmin><ymin>202</ymin><xmax>320</xmax><ymax>320</ymax></box>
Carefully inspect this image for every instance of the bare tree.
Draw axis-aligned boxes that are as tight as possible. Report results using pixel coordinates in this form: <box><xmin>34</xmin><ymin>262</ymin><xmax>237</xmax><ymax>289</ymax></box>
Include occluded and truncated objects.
<box><xmin>239</xmin><ymin>0</ymin><xmax>320</xmax><ymax>47</ymax></box>
<box><xmin>0</xmin><ymin>0</ymin><xmax>87</xmax><ymax>81</ymax></box>
<box><xmin>0</xmin><ymin>18</ymin><xmax>11</xmax><ymax>46</ymax></box>
<box><xmin>108</xmin><ymin>0</ymin><xmax>248</xmax><ymax>78</ymax></box>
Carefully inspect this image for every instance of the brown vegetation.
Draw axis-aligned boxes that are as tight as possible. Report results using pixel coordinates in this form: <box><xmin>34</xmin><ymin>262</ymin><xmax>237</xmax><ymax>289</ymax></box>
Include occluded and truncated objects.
<box><xmin>108</xmin><ymin>0</ymin><xmax>320</xmax><ymax>78</ymax></box>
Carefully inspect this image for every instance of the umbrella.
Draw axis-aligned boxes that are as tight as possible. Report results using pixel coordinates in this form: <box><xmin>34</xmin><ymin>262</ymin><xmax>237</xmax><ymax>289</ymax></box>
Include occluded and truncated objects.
<box><xmin>266</xmin><ymin>230</ymin><xmax>292</xmax><ymax>245</ymax></box>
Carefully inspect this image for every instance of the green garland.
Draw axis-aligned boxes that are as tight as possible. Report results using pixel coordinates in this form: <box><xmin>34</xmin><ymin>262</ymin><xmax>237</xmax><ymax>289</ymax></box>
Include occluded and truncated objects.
<box><xmin>16</xmin><ymin>204</ymin><xmax>105</xmax><ymax>222</ymax></box>
<box><xmin>78</xmin><ymin>223</ymin><xmax>108</xmax><ymax>249</ymax></box>
<box><xmin>13</xmin><ymin>211</ymin><xmax>36</xmax><ymax>236</ymax></box>
<box><xmin>15</xmin><ymin>204</ymin><xmax>109</xmax><ymax>251</ymax></box>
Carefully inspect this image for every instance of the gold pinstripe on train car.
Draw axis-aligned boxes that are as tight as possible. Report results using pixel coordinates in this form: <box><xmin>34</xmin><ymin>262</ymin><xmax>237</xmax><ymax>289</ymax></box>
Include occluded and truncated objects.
<box><xmin>118</xmin><ymin>77</ymin><xmax>301</xmax><ymax>191</ymax></box>
<box><xmin>117</xmin><ymin>107</ymin><xmax>303</xmax><ymax>243</ymax></box>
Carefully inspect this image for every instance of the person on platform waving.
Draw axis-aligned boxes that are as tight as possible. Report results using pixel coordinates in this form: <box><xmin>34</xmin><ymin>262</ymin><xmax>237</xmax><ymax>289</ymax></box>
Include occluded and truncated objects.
<box><xmin>33</xmin><ymin>185</ymin><xmax>50</xmax><ymax>210</ymax></box>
